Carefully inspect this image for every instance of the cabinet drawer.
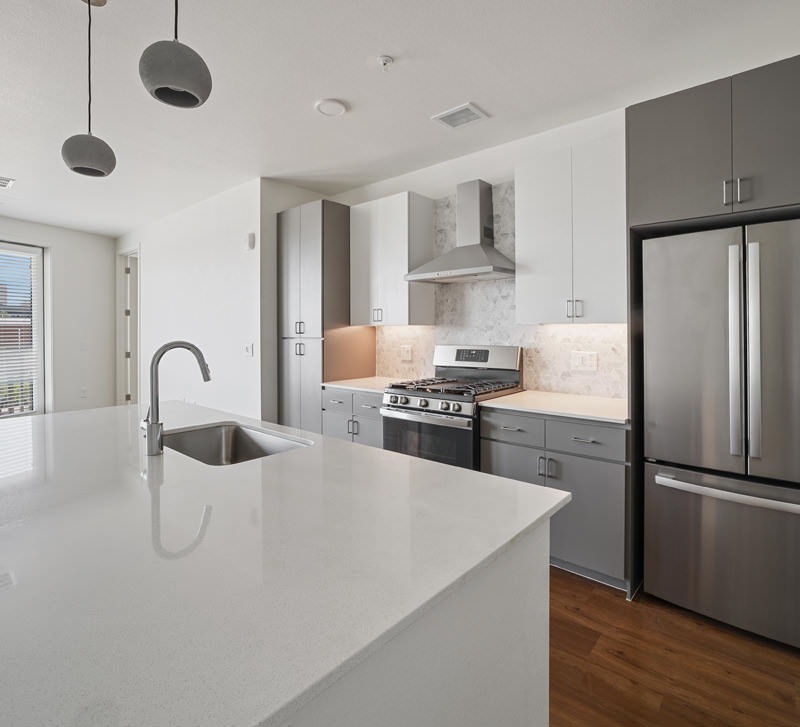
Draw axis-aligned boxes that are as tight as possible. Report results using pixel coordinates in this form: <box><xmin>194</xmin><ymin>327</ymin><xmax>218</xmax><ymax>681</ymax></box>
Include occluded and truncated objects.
<box><xmin>546</xmin><ymin>419</ymin><xmax>626</xmax><ymax>462</ymax></box>
<box><xmin>321</xmin><ymin>387</ymin><xmax>352</xmax><ymax>413</ymax></box>
<box><xmin>354</xmin><ymin>391</ymin><xmax>382</xmax><ymax>420</ymax></box>
<box><xmin>480</xmin><ymin>410</ymin><xmax>545</xmax><ymax>448</ymax></box>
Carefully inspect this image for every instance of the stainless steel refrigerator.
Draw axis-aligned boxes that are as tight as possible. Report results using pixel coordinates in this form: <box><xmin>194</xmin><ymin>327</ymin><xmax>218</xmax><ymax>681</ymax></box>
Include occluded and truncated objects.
<box><xmin>643</xmin><ymin>220</ymin><xmax>800</xmax><ymax>648</ymax></box>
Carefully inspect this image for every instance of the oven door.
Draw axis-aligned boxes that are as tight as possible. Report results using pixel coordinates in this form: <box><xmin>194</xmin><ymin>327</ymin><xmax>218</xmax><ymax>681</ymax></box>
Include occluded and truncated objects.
<box><xmin>380</xmin><ymin>408</ymin><xmax>476</xmax><ymax>469</ymax></box>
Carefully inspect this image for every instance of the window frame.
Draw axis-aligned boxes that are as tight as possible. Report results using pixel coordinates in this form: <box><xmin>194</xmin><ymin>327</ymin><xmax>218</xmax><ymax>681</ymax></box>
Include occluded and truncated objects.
<box><xmin>0</xmin><ymin>240</ymin><xmax>45</xmax><ymax>417</ymax></box>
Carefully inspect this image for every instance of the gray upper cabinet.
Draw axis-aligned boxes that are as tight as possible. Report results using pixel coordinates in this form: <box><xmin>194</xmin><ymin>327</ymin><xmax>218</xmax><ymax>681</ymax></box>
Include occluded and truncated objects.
<box><xmin>278</xmin><ymin>200</ymin><xmax>350</xmax><ymax>339</ymax></box>
<box><xmin>732</xmin><ymin>55</ymin><xmax>800</xmax><ymax>213</ymax></box>
<box><xmin>626</xmin><ymin>78</ymin><xmax>732</xmax><ymax>227</ymax></box>
<box><xmin>627</xmin><ymin>54</ymin><xmax>800</xmax><ymax>226</ymax></box>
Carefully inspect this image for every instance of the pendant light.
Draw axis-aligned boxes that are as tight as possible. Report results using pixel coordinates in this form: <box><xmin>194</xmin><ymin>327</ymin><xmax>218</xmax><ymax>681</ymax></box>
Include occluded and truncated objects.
<box><xmin>139</xmin><ymin>0</ymin><xmax>212</xmax><ymax>108</ymax></box>
<box><xmin>61</xmin><ymin>0</ymin><xmax>116</xmax><ymax>177</ymax></box>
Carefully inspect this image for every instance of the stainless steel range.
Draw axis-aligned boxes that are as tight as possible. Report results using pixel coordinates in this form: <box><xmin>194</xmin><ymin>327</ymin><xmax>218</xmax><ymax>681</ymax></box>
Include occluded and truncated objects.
<box><xmin>381</xmin><ymin>345</ymin><xmax>522</xmax><ymax>469</ymax></box>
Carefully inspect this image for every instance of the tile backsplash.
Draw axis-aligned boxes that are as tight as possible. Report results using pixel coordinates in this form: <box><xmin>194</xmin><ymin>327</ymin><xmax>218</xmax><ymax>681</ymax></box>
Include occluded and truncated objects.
<box><xmin>375</xmin><ymin>181</ymin><xmax>628</xmax><ymax>399</ymax></box>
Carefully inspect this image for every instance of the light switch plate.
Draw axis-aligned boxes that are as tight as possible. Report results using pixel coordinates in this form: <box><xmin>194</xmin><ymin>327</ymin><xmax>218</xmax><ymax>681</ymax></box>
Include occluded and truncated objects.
<box><xmin>570</xmin><ymin>350</ymin><xmax>598</xmax><ymax>372</ymax></box>
<box><xmin>400</xmin><ymin>345</ymin><xmax>413</xmax><ymax>362</ymax></box>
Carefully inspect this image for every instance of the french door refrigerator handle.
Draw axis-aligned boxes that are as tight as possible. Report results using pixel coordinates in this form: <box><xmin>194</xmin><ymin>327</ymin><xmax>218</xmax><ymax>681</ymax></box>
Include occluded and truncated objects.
<box><xmin>747</xmin><ymin>242</ymin><xmax>762</xmax><ymax>458</ymax></box>
<box><xmin>728</xmin><ymin>244</ymin><xmax>743</xmax><ymax>456</ymax></box>
<box><xmin>654</xmin><ymin>474</ymin><xmax>800</xmax><ymax>515</ymax></box>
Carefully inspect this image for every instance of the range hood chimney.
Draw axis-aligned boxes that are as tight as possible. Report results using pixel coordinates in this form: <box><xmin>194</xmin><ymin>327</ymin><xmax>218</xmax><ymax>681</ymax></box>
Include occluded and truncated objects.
<box><xmin>405</xmin><ymin>179</ymin><xmax>515</xmax><ymax>283</ymax></box>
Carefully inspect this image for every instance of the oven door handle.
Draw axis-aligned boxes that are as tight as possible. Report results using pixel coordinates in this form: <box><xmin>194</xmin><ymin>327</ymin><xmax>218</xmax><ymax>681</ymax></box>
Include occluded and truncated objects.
<box><xmin>380</xmin><ymin>408</ymin><xmax>473</xmax><ymax>430</ymax></box>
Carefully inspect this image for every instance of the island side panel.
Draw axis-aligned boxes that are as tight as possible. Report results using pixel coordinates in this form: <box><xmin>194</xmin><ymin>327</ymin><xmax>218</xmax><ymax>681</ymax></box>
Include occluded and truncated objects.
<box><xmin>277</xmin><ymin>521</ymin><xmax>551</xmax><ymax>727</ymax></box>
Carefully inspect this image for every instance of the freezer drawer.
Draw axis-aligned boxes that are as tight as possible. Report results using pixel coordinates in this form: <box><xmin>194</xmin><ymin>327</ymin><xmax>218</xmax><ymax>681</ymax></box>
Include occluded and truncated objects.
<box><xmin>644</xmin><ymin>463</ymin><xmax>800</xmax><ymax>648</ymax></box>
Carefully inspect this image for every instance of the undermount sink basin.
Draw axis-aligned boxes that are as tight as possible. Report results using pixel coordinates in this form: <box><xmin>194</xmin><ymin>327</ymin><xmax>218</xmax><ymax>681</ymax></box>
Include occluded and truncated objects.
<box><xmin>162</xmin><ymin>421</ymin><xmax>311</xmax><ymax>466</ymax></box>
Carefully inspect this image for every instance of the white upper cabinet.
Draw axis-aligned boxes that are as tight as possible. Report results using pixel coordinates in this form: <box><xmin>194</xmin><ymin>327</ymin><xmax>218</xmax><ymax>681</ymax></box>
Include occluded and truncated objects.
<box><xmin>350</xmin><ymin>191</ymin><xmax>435</xmax><ymax>326</ymax></box>
<box><xmin>515</xmin><ymin>128</ymin><xmax>627</xmax><ymax>324</ymax></box>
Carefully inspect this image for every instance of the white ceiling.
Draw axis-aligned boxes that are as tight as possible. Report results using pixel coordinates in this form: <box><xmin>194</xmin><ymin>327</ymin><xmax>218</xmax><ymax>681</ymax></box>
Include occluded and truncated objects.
<box><xmin>2</xmin><ymin>0</ymin><xmax>800</xmax><ymax>237</ymax></box>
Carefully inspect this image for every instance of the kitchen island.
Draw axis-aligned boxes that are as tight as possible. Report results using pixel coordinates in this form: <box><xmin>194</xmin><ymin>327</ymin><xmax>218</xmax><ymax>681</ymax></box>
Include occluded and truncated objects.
<box><xmin>0</xmin><ymin>402</ymin><xmax>569</xmax><ymax>727</ymax></box>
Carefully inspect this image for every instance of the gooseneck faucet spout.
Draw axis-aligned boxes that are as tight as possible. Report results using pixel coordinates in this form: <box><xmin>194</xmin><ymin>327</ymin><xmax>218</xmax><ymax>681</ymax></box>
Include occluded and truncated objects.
<box><xmin>143</xmin><ymin>340</ymin><xmax>211</xmax><ymax>456</ymax></box>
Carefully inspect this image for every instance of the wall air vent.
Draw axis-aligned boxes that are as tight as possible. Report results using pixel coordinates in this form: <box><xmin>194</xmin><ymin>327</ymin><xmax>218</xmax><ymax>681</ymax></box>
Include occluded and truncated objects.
<box><xmin>431</xmin><ymin>102</ymin><xmax>488</xmax><ymax>130</ymax></box>
<box><xmin>0</xmin><ymin>177</ymin><xmax>16</xmax><ymax>189</ymax></box>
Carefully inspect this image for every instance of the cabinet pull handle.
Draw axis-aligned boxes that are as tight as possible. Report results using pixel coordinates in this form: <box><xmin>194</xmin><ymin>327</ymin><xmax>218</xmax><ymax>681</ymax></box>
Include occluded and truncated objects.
<box><xmin>361</xmin><ymin>404</ymin><xmax>377</xmax><ymax>409</ymax></box>
<box><xmin>298</xmin><ymin>342</ymin><xmax>305</xmax><ymax>356</ymax></box>
<box><xmin>330</xmin><ymin>399</ymin><xmax>344</xmax><ymax>405</ymax></box>
<box><xmin>722</xmin><ymin>179</ymin><xmax>733</xmax><ymax>206</ymax></box>
<box><xmin>736</xmin><ymin>177</ymin><xmax>750</xmax><ymax>204</ymax></box>
<box><xmin>299</xmin><ymin>320</ymin><xmax>305</xmax><ymax>334</ymax></box>
<box><xmin>546</xmin><ymin>457</ymin><xmax>557</xmax><ymax>479</ymax></box>
<box><xmin>537</xmin><ymin>455</ymin><xmax>546</xmax><ymax>477</ymax></box>
<box><xmin>570</xmin><ymin>436</ymin><xmax>598</xmax><ymax>445</ymax></box>
<box><xmin>371</xmin><ymin>308</ymin><xmax>378</xmax><ymax>322</ymax></box>
<box><xmin>294</xmin><ymin>342</ymin><xmax>300</xmax><ymax>355</ymax></box>
<box><xmin>294</xmin><ymin>321</ymin><xmax>300</xmax><ymax>334</ymax></box>
<box><xmin>574</xmin><ymin>299</ymin><xmax>584</xmax><ymax>318</ymax></box>
<box><xmin>352</xmin><ymin>419</ymin><xmax>359</xmax><ymax>436</ymax></box>
<box><xmin>500</xmin><ymin>425</ymin><xmax>522</xmax><ymax>432</ymax></box>
<box><xmin>566</xmin><ymin>299</ymin><xmax>573</xmax><ymax>319</ymax></box>
<box><xmin>347</xmin><ymin>419</ymin><xmax>353</xmax><ymax>434</ymax></box>
<box><xmin>377</xmin><ymin>308</ymin><xmax>383</xmax><ymax>322</ymax></box>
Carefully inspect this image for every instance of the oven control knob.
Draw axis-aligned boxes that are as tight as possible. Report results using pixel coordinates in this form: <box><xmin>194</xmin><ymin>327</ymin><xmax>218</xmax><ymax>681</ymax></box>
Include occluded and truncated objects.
<box><xmin>451</xmin><ymin>403</ymin><xmax>461</xmax><ymax>412</ymax></box>
<box><xmin>418</xmin><ymin>399</ymin><xmax>428</xmax><ymax>407</ymax></box>
<box><xmin>439</xmin><ymin>401</ymin><xmax>450</xmax><ymax>411</ymax></box>
<box><xmin>389</xmin><ymin>395</ymin><xmax>398</xmax><ymax>404</ymax></box>
<box><xmin>399</xmin><ymin>396</ymin><xmax>409</xmax><ymax>405</ymax></box>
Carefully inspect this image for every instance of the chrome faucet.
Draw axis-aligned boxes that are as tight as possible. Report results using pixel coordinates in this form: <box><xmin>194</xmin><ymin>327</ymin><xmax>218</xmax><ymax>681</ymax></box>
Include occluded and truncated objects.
<box><xmin>143</xmin><ymin>340</ymin><xmax>211</xmax><ymax>456</ymax></box>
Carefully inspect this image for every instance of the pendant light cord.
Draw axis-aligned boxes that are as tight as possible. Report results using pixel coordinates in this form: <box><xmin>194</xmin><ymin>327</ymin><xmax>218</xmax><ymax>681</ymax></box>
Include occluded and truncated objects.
<box><xmin>87</xmin><ymin>0</ymin><xmax>92</xmax><ymax>135</ymax></box>
<box><xmin>174</xmin><ymin>0</ymin><xmax>179</xmax><ymax>40</ymax></box>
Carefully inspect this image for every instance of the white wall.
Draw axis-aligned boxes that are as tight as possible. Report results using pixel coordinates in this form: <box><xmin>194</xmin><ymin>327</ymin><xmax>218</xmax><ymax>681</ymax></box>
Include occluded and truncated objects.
<box><xmin>0</xmin><ymin>215</ymin><xmax>116</xmax><ymax>413</ymax></box>
<box><xmin>332</xmin><ymin>110</ymin><xmax>623</xmax><ymax>205</ymax></box>
<box><xmin>117</xmin><ymin>178</ymin><xmax>319</xmax><ymax>422</ymax></box>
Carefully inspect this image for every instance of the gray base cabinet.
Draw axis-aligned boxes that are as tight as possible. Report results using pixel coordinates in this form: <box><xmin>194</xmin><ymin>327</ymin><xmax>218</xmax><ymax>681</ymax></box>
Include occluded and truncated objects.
<box><xmin>322</xmin><ymin>387</ymin><xmax>383</xmax><ymax>449</ymax></box>
<box><xmin>480</xmin><ymin>409</ymin><xmax>628</xmax><ymax>588</ymax></box>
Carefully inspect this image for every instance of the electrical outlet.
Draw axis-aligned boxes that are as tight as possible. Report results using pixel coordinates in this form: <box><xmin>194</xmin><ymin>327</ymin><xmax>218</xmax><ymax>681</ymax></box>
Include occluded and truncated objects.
<box><xmin>570</xmin><ymin>350</ymin><xmax>598</xmax><ymax>372</ymax></box>
<box><xmin>400</xmin><ymin>345</ymin><xmax>413</xmax><ymax>362</ymax></box>
<box><xmin>243</xmin><ymin>342</ymin><xmax>254</xmax><ymax>357</ymax></box>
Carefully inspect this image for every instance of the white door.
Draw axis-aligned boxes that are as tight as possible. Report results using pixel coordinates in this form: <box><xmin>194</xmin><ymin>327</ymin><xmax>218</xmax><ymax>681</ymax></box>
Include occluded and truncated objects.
<box><xmin>571</xmin><ymin>132</ymin><xmax>627</xmax><ymax>323</ymax></box>
<box><xmin>515</xmin><ymin>146</ymin><xmax>573</xmax><ymax>324</ymax></box>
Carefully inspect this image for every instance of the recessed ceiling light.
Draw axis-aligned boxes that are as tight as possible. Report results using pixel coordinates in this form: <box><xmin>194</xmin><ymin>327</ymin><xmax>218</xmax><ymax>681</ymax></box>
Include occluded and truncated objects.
<box><xmin>0</xmin><ymin>177</ymin><xmax>16</xmax><ymax>189</ymax></box>
<box><xmin>314</xmin><ymin>98</ymin><xmax>349</xmax><ymax>117</ymax></box>
<box><xmin>431</xmin><ymin>102</ymin><xmax>489</xmax><ymax>130</ymax></box>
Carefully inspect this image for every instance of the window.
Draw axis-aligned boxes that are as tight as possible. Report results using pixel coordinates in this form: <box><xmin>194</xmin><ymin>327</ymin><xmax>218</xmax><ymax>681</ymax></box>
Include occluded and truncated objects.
<box><xmin>0</xmin><ymin>241</ymin><xmax>43</xmax><ymax>417</ymax></box>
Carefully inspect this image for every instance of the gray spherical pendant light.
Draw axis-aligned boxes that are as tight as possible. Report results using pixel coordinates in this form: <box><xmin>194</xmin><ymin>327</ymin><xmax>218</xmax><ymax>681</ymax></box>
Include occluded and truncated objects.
<box><xmin>139</xmin><ymin>0</ymin><xmax>212</xmax><ymax>108</ymax></box>
<box><xmin>62</xmin><ymin>0</ymin><xmax>116</xmax><ymax>177</ymax></box>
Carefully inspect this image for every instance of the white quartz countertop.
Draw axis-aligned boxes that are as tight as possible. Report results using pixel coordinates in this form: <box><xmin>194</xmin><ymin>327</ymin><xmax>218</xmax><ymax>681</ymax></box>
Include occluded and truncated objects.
<box><xmin>0</xmin><ymin>402</ymin><xmax>569</xmax><ymax>727</ymax></box>
<box><xmin>322</xmin><ymin>376</ymin><xmax>395</xmax><ymax>393</ymax></box>
<box><xmin>482</xmin><ymin>390</ymin><xmax>629</xmax><ymax>424</ymax></box>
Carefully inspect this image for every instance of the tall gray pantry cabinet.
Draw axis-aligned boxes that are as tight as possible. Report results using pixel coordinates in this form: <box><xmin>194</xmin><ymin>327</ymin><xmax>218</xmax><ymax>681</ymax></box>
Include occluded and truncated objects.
<box><xmin>278</xmin><ymin>200</ymin><xmax>351</xmax><ymax>433</ymax></box>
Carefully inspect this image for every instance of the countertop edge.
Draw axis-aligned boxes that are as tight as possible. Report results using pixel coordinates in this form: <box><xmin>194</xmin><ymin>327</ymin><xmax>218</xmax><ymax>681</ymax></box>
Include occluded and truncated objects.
<box><xmin>262</xmin><ymin>489</ymin><xmax>571</xmax><ymax>726</ymax></box>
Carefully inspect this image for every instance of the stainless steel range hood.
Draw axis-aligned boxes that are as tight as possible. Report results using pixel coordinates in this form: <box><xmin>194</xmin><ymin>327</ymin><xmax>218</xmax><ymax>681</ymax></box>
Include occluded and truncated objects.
<box><xmin>404</xmin><ymin>179</ymin><xmax>515</xmax><ymax>283</ymax></box>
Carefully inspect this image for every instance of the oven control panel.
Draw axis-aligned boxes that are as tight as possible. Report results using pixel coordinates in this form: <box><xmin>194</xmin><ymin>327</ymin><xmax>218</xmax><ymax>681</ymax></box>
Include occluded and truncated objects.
<box><xmin>455</xmin><ymin>348</ymin><xmax>489</xmax><ymax>363</ymax></box>
<box><xmin>382</xmin><ymin>393</ymin><xmax>476</xmax><ymax>417</ymax></box>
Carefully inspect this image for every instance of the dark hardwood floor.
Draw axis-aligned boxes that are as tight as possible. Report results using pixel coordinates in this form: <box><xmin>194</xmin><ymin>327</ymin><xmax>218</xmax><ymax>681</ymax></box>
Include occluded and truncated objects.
<box><xmin>550</xmin><ymin>568</ymin><xmax>800</xmax><ymax>726</ymax></box>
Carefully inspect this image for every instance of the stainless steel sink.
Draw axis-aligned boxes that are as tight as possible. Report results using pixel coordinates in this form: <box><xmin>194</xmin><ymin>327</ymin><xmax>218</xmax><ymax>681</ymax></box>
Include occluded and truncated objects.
<box><xmin>162</xmin><ymin>421</ymin><xmax>311</xmax><ymax>466</ymax></box>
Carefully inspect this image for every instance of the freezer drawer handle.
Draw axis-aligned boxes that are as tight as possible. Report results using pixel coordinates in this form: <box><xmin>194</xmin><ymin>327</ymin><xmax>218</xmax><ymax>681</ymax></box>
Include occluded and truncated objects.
<box><xmin>654</xmin><ymin>474</ymin><xmax>800</xmax><ymax>515</ymax></box>
<box><xmin>571</xmin><ymin>436</ymin><xmax>598</xmax><ymax>444</ymax></box>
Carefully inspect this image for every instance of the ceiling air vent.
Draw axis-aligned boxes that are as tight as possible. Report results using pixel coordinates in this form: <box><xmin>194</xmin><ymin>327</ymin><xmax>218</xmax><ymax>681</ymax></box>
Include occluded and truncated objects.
<box><xmin>431</xmin><ymin>102</ymin><xmax>488</xmax><ymax>130</ymax></box>
<box><xmin>0</xmin><ymin>177</ymin><xmax>16</xmax><ymax>189</ymax></box>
